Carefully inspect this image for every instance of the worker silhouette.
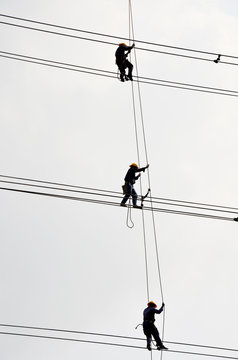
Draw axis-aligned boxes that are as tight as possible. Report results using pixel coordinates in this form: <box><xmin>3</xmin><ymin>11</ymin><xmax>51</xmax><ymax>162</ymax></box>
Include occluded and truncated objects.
<box><xmin>120</xmin><ymin>163</ymin><xmax>149</xmax><ymax>208</ymax></box>
<box><xmin>115</xmin><ymin>42</ymin><xmax>135</xmax><ymax>82</ymax></box>
<box><xmin>143</xmin><ymin>301</ymin><xmax>168</xmax><ymax>351</ymax></box>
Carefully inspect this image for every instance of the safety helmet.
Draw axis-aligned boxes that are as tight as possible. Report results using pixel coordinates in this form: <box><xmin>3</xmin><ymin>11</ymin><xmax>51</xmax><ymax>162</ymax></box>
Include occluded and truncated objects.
<box><xmin>130</xmin><ymin>163</ymin><xmax>138</xmax><ymax>168</ymax></box>
<box><xmin>147</xmin><ymin>301</ymin><xmax>157</xmax><ymax>308</ymax></box>
<box><xmin>119</xmin><ymin>42</ymin><xmax>127</xmax><ymax>46</ymax></box>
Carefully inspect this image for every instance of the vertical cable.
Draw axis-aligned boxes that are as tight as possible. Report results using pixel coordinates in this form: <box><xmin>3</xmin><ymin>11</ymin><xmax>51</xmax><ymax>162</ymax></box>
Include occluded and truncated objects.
<box><xmin>129</xmin><ymin>0</ymin><xmax>165</xmax><ymax>356</ymax></box>
<box><xmin>129</xmin><ymin>0</ymin><xmax>150</xmax><ymax>303</ymax></box>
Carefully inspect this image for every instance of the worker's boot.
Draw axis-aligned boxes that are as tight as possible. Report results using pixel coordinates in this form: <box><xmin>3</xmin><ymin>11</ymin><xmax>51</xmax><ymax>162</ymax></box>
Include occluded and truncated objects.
<box><xmin>147</xmin><ymin>344</ymin><xmax>151</xmax><ymax>351</ymax></box>
<box><xmin>133</xmin><ymin>205</ymin><xmax>142</xmax><ymax>209</ymax></box>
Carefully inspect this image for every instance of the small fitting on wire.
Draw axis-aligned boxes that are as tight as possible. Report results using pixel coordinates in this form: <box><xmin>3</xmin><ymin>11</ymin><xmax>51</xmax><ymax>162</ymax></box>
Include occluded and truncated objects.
<box><xmin>214</xmin><ymin>54</ymin><xmax>221</xmax><ymax>63</ymax></box>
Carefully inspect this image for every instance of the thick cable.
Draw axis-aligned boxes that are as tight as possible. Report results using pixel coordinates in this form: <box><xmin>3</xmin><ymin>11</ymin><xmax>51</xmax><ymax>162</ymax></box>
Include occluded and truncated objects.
<box><xmin>1</xmin><ymin>15</ymin><xmax>238</xmax><ymax>64</ymax></box>
<box><xmin>0</xmin><ymin>186</ymin><xmax>235</xmax><ymax>221</ymax></box>
<box><xmin>1</xmin><ymin>50</ymin><xmax>238</xmax><ymax>95</ymax></box>
<box><xmin>0</xmin><ymin>331</ymin><xmax>237</xmax><ymax>359</ymax></box>
<box><xmin>0</xmin><ymin>174</ymin><xmax>237</xmax><ymax>213</ymax></box>
<box><xmin>0</xmin><ymin>13</ymin><xmax>237</xmax><ymax>59</ymax></box>
<box><xmin>1</xmin><ymin>51</ymin><xmax>238</xmax><ymax>97</ymax></box>
<box><xmin>0</xmin><ymin>323</ymin><xmax>237</xmax><ymax>353</ymax></box>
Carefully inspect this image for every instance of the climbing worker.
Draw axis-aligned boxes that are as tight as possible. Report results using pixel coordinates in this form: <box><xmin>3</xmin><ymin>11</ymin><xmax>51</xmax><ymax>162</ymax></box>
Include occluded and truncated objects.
<box><xmin>115</xmin><ymin>42</ymin><xmax>135</xmax><ymax>82</ymax></box>
<box><xmin>120</xmin><ymin>163</ymin><xmax>149</xmax><ymax>208</ymax></box>
<box><xmin>143</xmin><ymin>301</ymin><xmax>168</xmax><ymax>351</ymax></box>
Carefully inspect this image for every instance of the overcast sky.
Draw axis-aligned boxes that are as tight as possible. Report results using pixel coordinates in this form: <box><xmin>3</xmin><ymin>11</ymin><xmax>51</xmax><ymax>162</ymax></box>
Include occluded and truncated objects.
<box><xmin>0</xmin><ymin>1</ymin><xmax>238</xmax><ymax>359</ymax></box>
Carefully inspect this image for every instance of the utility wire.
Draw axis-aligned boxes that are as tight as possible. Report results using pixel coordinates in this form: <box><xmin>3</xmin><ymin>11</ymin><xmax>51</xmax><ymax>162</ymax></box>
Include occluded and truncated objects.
<box><xmin>0</xmin><ymin>175</ymin><xmax>237</xmax><ymax>218</ymax></box>
<box><xmin>0</xmin><ymin>330</ymin><xmax>237</xmax><ymax>359</ymax></box>
<box><xmin>128</xmin><ymin>0</ymin><xmax>150</xmax><ymax>302</ymax></box>
<box><xmin>0</xmin><ymin>20</ymin><xmax>235</xmax><ymax>67</ymax></box>
<box><xmin>1</xmin><ymin>13</ymin><xmax>238</xmax><ymax>64</ymax></box>
<box><xmin>0</xmin><ymin>174</ymin><xmax>237</xmax><ymax>213</ymax></box>
<box><xmin>1</xmin><ymin>51</ymin><xmax>238</xmax><ymax>98</ymax></box>
<box><xmin>0</xmin><ymin>323</ymin><xmax>237</xmax><ymax>353</ymax></box>
<box><xmin>0</xmin><ymin>185</ymin><xmax>235</xmax><ymax>221</ymax></box>
<box><xmin>129</xmin><ymin>4</ymin><xmax>165</xmax><ymax>360</ymax></box>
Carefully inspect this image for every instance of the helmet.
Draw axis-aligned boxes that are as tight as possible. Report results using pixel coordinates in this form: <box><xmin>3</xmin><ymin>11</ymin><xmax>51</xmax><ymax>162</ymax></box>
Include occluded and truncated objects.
<box><xmin>119</xmin><ymin>43</ymin><xmax>127</xmax><ymax>46</ymax></box>
<box><xmin>130</xmin><ymin>163</ymin><xmax>138</xmax><ymax>168</ymax></box>
<box><xmin>147</xmin><ymin>301</ymin><xmax>157</xmax><ymax>308</ymax></box>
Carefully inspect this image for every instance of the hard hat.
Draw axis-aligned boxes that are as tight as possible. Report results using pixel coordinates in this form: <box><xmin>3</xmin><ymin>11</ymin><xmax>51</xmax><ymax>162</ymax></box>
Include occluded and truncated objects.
<box><xmin>130</xmin><ymin>163</ymin><xmax>138</xmax><ymax>168</ymax></box>
<box><xmin>147</xmin><ymin>301</ymin><xmax>157</xmax><ymax>308</ymax></box>
<box><xmin>119</xmin><ymin>42</ymin><xmax>127</xmax><ymax>46</ymax></box>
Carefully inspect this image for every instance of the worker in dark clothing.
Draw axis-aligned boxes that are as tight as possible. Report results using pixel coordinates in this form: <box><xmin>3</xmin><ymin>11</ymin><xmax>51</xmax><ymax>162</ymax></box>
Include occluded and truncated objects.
<box><xmin>115</xmin><ymin>43</ymin><xmax>135</xmax><ymax>82</ymax></box>
<box><xmin>120</xmin><ymin>163</ymin><xmax>149</xmax><ymax>208</ymax></box>
<box><xmin>143</xmin><ymin>301</ymin><xmax>168</xmax><ymax>351</ymax></box>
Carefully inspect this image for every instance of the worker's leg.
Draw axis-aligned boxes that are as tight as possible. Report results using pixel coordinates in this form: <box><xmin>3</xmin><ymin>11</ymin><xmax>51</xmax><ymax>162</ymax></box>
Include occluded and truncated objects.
<box><xmin>117</xmin><ymin>62</ymin><xmax>126</xmax><ymax>81</ymax></box>
<box><xmin>121</xmin><ymin>183</ymin><xmax>132</xmax><ymax>204</ymax></box>
<box><xmin>131</xmin><ymin>187</ymin><xmax>138</xmax><ymax>206</ymax></box>
<box><xmin>143</xmin><ymin>326</ymin><xmax>152</xmax><ymax>350</ymax></box>
<box><xmin>125</xmin><ymin>60</ymin><xmax>133</xmax><ymax>80</ymax></box>
<box><xmin>151</xmin><ymin>325</ymin><xmax>163</xmax><ymax>348</ymax></box>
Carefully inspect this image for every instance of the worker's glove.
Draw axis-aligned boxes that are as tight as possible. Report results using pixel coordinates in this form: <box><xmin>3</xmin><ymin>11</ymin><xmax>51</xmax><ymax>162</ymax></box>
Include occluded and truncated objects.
<box><xmin>132</xmin><ymin>43</ymin><xmax>135</xmax><ymax>48</ymax></box>
<box><xmin>162</xmin><ymin>302</ymin><xmax>165</xmax><ymax>307</ymax></box>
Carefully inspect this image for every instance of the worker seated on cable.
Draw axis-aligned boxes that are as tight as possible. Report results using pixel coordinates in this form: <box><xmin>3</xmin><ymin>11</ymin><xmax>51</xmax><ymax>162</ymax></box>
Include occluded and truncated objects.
<box><xmin>143</xmin><ymin>301</ymin><xmax>168</xmax><ymax>351</ymax></box>
<box><xmin>115</xmin><ymin>42</ymin><xmax>135</xmax><ymax>82</ymax></box>
<box><xmin>120</xmin><ymin>163</ymin><xmax>149</xmax><ymax>208</ymax></box>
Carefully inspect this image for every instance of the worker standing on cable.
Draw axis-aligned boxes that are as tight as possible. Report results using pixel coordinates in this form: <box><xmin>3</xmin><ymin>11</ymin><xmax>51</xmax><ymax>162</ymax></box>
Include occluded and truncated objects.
<box><xmin>115</xmin><ymin>42</ymin><xmax>135</xmax><ymax>82</ymax></box>
<box><xmin>120</xmin><ymin>163</ymin><xmax>149</xmax><ymax>208</ymax></box>
<box><xmin>143</xmin><ymin>301</ymin><xmax>168</xmax><ymax>351</ymax></box>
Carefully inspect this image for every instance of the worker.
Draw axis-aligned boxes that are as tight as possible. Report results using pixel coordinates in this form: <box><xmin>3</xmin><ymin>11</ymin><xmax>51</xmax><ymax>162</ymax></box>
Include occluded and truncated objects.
<box><xmin>115</xmin><ymin>42</ymin><xmax>135</xmax><ymax>82</ymax></box>
<box><xmin>120</xmin><ymin>163</ymin><xmax>149</xmax><ymax>208</ymax></box>
<box><xmin>143</xmin><ymin>301</ymin><xmax>168</xmax><ymax>351</ymax></box>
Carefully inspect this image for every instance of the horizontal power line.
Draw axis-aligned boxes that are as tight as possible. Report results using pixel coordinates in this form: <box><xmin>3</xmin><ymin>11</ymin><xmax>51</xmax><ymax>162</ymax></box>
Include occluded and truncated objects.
<box><xmin>0</xmin><ymin>13</ymin><xmax>238</xmax><ymax>65</ymax></box>
<box><xmin>0</xmin><ymin>323</ymin><xmax>237</xmax><ymax>353</ymax></box>
<box><xmin>0</xmin><ymin>174</ymin><xmax>237</xmax><ymax>212</ymax></box>
<box><xmin>0</xmin><ymin>330</ymin><xmax>237</xmax><ymax>359</ymax></box>
<box><xmin>1</xmin><ymin>51</ymin><xmax>238</xmax><ymax>97</ymax></box>
<box><xmin>0</xmin><ymin>178</ymin><xmax>237</xmax><ymax>217</ymax></box>
<box><xmin>0</xmin><ymin>20</ymin><xmax>235</xmax><ymax>66</ymax></box>
<box><xmin>0</xmin><ymin>185</ymin><xmax>235</xmax><ymax>222</ymax></box>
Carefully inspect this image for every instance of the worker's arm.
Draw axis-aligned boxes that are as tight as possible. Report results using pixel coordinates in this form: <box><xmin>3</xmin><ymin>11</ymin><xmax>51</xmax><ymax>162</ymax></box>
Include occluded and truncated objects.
<box><xmin>137</xmin><ymin>164</ymin><xmax>149</xmax><ymax>173</ymax></box>
<box><xmin>155</xmin><ymin>303</ymin><xmax>165</xmax><ymax>314</ymax></box>
<box><xmin>125</xmin><ymin>43</ymin><xmax>135</xmax><ymax>51</ymax></box>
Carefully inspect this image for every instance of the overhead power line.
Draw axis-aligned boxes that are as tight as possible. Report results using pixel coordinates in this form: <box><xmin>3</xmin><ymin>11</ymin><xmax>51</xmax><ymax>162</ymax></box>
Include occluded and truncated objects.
<box><xmin>0</xmin><ymin>185</ymin><xmax>236</xmax><ymax>222</ymax></box>
<box><xmin>0</xmin><ymin>174</ymin><xmax>237</xmax><ymax>213</ymax></box>
<box><xmin>1</xmin><ymin>50</ymin><xmax>238</xmax><ymax>97</ymax></box>
<box><xmin>0</xmin><ymin>13</ymin><xmax>238</xmax><ymax>65</ymax></box>
<box><xmin>0</xmin><ymin>330</ymin><xmax>237</xmax><ymax>359</ymax></box>
<box><xmin>0</xmin><ymin>323</ymin><xmax>237</xmax><ymax>354</ymax></box>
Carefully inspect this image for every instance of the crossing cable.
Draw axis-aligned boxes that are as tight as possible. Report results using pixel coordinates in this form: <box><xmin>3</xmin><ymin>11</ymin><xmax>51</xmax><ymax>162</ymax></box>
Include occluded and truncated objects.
<box><xmin>0</xmin><ymin>174</ymin><xmax>237</xmax><ymax>213</ymax></box>
<box><xmin>0</xmin><ymin>330</ymin><xmax>237</xmax><ymax>359</ymax></box>
<box><xmin>128</xmin><ymin>1</ymin><xmax>150</xmax><ymax>304</ymax></box>
<box><xmin>0</xmin><ymin>323</ymin><xmax>237</xmax><ymax>354</ymax></box>
<box><xmin>1</xmin><ymin>14</ymin><xmax>238</xmax><ymax>65</ymax></box>
<box><xmin>129</xmin><ymin>2</ymin><xmax>166</xmax><ymax>354</ymax></box>
<box><xmin>1</xmin><ymin>51</ymin><xmax>238</xmax><ymax>97</ymax></box>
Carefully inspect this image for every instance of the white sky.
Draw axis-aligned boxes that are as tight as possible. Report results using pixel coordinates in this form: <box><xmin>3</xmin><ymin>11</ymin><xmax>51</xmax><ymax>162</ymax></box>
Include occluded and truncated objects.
<box><xmin>0</xmin><ymin>0</ymin><xmax>238</xmax><ymax>359</ymax></box>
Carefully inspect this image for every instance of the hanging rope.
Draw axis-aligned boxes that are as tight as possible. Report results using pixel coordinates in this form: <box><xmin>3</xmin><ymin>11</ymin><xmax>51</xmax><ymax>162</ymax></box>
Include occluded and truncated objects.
<box><xmin>129</xmin><ymin>1</ymin><xmax>165</xmax><ymax>358</ymax></box>
<box><xmin>126</xmin><ymin>199</ymin><xmax>134</xmax><ymax>228</ymax></box>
